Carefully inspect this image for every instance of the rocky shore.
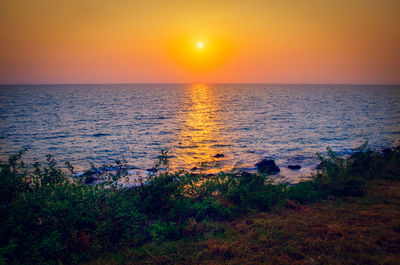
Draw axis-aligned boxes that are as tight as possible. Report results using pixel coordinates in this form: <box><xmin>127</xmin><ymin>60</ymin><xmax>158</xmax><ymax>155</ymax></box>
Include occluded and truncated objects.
<box><xmin>73</xmin><ymin>147</ymin><xmax>395</xmax><ymax>187</ymax></box>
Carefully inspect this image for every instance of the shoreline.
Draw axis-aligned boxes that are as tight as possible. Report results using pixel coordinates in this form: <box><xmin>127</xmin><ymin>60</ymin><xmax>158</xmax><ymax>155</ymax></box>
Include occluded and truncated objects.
<box><xmin>71</xmin><ymin>145</ymin><xmax>393</xmax><ymax>187</ymax></box>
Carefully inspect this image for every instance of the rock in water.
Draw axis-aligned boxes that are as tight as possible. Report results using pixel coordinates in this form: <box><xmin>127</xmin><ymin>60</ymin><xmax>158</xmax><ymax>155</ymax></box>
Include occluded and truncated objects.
<box><xmin>146</xmin><ymin>168</ymin><xmax>157</xmax><ymax>173</ymax></box>
<box><xmin>82</xmin><ymin>168</ymin><xmax>99</xmax><ymax>177</ymax></box>
<box><xmin>84</xmin><ymin>176</ymin><xmax>96</xmax><ymax>184</ymax></box>
<box><xmin>288</xmin><ymin>165</ymin><xmax>301</xmax><ymax>170</ymax></box>
<box><xmin>213</xmin><ymin>153</ymin><xmax>224</xmax><ymax>158</ymax></box>
<box><xmin>255</xmin><ymin>159</ymin><xmax>280</xmax><ymax>173</ymax></box>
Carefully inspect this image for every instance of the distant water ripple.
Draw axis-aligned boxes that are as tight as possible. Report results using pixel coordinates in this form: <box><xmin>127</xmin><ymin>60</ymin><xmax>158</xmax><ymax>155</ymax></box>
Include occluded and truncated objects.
<box><xmin>0</xmin><ymin>84</ymin><xmax>399</xmax><ymax>182</ymax></box>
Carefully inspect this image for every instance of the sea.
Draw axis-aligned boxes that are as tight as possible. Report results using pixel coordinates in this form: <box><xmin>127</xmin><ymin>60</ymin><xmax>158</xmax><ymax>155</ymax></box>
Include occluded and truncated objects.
<box><xmin>1</xmin><ymin>84</ymin><xmax>400</xmax><ymax>183</ymax></box>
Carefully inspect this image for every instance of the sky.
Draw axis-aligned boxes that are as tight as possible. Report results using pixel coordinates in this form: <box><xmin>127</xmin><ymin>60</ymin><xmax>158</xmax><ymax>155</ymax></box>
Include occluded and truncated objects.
<box><xmin>0</xmin><ymin>0</ymin><xmax>399</xmax><ymax>84</ymax></box>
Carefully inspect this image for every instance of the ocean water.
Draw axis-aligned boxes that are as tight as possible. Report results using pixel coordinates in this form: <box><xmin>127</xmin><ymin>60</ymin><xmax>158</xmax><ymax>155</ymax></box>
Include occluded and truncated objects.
<box><xmin>1</xmin><ymin>84</ymin><xmax>400</xmax><ymax>182</ymax></box>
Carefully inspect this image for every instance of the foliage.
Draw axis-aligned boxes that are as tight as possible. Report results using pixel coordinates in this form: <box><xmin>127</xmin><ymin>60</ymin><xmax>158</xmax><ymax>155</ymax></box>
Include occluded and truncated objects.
<box><xmin>0</xmin><ymin>144</ymin><xmax>399</xmax><ymax>264</ymax></box>
<box><xmin>101</xmin><ymin>178</ymin><xmax>400</xmax><ymax>265</ymax></box>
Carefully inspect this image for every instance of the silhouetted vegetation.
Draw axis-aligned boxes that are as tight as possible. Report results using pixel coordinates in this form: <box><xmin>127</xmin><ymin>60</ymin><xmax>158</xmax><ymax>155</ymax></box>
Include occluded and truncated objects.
<box><xmin>1</xmin><ymin>144</ymin><xmax>399</xmax><ymax>264</ymax></box>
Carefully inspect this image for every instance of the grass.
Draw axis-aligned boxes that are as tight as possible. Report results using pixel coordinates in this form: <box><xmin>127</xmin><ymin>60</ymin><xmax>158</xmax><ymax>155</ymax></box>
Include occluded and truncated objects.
<box><xmin>88</xmin><ymin>178</ymin><xmax>400</xmax><ymax>265</ymax></box>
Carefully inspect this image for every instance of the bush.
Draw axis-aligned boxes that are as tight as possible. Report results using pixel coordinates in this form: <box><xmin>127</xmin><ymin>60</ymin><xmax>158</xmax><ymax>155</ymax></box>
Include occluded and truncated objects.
<box><xmin>286</xmin><ymin>180</ymin><xmax>326</xmax><ymax>203</ymax></box>
<box><xmin>0</xmin><ymin>154</ymin><xmax>148</xmax><ymax>264</ymax></box>
<box><xmin>314</xmin><ymin>146</ymin><xmax>367</xmax><ymax>197</ymax></box>
<box><xmin>1</xmin><ymin>144</ymin><xmax>399</xmax><ymax>264</ymax></box>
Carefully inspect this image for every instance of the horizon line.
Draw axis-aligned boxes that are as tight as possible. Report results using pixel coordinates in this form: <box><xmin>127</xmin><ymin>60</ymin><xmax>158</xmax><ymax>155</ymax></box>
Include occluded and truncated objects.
<box><xmin>1</xmin><ymin>82</ymin><xmax>399</xmax><ymax>86</ymax></box>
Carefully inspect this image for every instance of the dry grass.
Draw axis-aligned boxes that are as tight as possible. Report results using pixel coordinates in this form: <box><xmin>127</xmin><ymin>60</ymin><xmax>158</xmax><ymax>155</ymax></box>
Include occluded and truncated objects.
<box><xmin>87</xmin><ymin>179</ymin><xmax>400</xmax><ymax>265</ymax></box>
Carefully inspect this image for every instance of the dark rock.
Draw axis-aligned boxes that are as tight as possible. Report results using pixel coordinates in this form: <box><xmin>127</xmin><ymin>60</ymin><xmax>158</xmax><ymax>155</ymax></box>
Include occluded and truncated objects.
<box><xmin>82</xmin><ymin>168</ymin><xmax>98</xmax><ymax>177</ymax></box>
<box><xmin>288</xmin><ymin>165</ymin><xmax>301</xmax><ymax>170</ymax></box>
<box><xmin>191</xmin><ymin>166</ymin><xmax>199</xmax><ymax>171</ymax></box>
<box><xmin>84</xmin><ymin>177</ymin><xmax>96</xmax><ymax>184</ymax></box>
<box><xmin>146</xmin><ymin>168</ymin><xmax>157</xmax><ymax>173</ymax></box>
<box><xmin>213</xmin><ymin>153</ymin><xmax>224</xmax><ymax>158</ymax></box>
<box><xmin>255</xmin><ymin>159</ymin><xmax>280</xmax><ymax>173</ymax></box>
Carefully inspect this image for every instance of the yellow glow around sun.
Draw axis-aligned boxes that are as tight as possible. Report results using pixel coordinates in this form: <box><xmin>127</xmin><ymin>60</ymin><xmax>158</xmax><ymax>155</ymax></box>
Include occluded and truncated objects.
<box><xmin>167</xmin><ymin>33</ymin><xmax>234</xmax><ymax>73</ymax></box>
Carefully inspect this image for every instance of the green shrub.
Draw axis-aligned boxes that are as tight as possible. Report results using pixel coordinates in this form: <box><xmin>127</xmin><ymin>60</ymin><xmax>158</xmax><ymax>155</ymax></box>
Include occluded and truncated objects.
<box><xmin>1</xmin><ymin>144</ymin><xmax>398</xmax><ymax>264</ymax></box>
<box><xmin>314</xmin><ymin>146</ymin><xmax>366</xmax><ymax>197</ymax></box>
<box><xmin>287</xmin><ymin>180</ymin><xmax>326</xmax><ymax>203</ymax></box>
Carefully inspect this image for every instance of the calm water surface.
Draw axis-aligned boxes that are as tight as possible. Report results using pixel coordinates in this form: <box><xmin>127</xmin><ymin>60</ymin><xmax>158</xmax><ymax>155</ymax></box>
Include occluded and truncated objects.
<box><xmin>1</xmin><ymin>84</ymin><xmax>400</xmax><ymax>182</ymax></box>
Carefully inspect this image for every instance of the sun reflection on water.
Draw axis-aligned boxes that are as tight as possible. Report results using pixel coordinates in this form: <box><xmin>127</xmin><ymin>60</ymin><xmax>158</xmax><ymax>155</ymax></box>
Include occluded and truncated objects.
<box><xmin>172</xmin><ymin>84</ymin><xmax>231</xmax><ymax>173</ymax></box>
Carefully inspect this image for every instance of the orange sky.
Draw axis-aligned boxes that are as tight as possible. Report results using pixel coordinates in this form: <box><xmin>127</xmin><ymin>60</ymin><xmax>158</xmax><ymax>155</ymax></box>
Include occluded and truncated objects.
<box><xmin>0</xmin><ymin>0</ymin><xmax>399</xmax><ymax>84</ymax></box>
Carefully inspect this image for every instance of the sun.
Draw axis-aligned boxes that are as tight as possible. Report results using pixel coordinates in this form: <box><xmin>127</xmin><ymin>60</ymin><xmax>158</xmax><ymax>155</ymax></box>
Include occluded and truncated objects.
<box><xmin>167</xmin><ymin>35</ymin><xmax>234</xmax><ymax>72</ymax></box>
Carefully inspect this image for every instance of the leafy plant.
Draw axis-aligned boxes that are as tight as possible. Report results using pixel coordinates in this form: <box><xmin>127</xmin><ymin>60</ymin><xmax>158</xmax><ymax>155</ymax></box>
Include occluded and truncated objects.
<box><xmin>1</xmin><ymin>143</ymin><xmax>399</xmax><ymax>264</ymax></box>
